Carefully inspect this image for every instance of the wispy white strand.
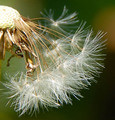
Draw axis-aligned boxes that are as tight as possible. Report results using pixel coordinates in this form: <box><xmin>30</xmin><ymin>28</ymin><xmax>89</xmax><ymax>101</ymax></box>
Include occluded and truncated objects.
<box><xmin>3</xmin><ymin>7</ymin><xmax>105</xmax><ymax>115</ymax></box>
<box><xmin>40</xmin><ymin>6</ymin><xmax>78</xmax><ymax>34</ymax></box>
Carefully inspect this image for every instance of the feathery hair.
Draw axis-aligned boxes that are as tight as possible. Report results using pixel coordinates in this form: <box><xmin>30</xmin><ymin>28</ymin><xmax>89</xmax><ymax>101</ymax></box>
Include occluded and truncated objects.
<box><xmin>0</xmin><ymin>5</ymin><xmax>105</xmax><ymax>115</ymax></box>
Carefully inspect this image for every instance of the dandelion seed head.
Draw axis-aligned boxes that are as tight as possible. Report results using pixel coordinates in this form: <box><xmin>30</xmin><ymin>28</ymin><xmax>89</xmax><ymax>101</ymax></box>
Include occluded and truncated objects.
<box><xmin>0</xmin><ymin>5</ymin><xmax>21</xmax><ymax>29</ymax></box>
<box><xmin>1</xmin><ymin>5</ymin><xmax>106</xmax><ymax>115</ymax></box>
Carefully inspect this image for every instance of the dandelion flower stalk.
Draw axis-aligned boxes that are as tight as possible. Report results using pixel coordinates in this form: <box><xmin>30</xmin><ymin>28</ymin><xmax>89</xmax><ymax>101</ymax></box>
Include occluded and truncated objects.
<box><xmin>0</xmin><ymin>5</ymin><xmax>105</xmax><ymax>115</ymax></box>
<box><xmin>0</xmin><ymin>60</ymin><xmax>1</xmax><ymax>80</ymax></box>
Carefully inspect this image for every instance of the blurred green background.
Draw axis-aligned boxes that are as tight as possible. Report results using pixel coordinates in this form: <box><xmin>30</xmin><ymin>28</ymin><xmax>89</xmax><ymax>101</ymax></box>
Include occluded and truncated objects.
<box><xmin>0</xmin><ymin>0</ymin><xmax>115</xmax><ymax>120</ymax></box>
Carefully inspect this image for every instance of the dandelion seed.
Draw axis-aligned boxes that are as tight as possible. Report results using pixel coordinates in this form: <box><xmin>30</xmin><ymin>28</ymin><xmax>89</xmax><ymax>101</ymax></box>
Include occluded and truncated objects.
<box><xmin>0</xmin><ymin>5</ymin><xmax>106</xmax><ymax>115</ymax></box>
<box><xmin>40</xmin><ymin>6</ymin><xmax>78</xmax><ymax>34</ymax></box>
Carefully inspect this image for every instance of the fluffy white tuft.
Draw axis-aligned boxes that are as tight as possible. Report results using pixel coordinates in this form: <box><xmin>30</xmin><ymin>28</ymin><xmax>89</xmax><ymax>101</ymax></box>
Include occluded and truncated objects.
<box><xmin>40</xmin><ymin>6</ymin><xmax>78</xmax><ymax>34</ymax></box>
<box><xmin>3</xmin><ymin>7</ymin><xmax>106</xmax><ymax>115</ymax></box>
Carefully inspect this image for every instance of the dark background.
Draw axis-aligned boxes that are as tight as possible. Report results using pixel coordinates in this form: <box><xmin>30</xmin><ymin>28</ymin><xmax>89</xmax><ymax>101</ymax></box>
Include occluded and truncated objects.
<box><xmin>0</xmin><ymin>0</ymin><xmax>115</xmax><ymax>120</ymax></box>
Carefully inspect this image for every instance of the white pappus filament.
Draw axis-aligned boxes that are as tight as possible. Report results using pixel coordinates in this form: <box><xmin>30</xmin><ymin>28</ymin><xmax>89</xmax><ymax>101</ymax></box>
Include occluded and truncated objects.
<box><xmin>1</xmin><ymin>6</ymin><xmax>106</xmax><ymax>115</ymax></box>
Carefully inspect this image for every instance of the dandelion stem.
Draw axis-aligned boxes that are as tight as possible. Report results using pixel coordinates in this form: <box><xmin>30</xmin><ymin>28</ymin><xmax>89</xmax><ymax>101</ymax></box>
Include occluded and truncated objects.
<box><xmin>0</xmin><ymin>60</ymin><xmax>1</xmax><ymax>81</ymax></box>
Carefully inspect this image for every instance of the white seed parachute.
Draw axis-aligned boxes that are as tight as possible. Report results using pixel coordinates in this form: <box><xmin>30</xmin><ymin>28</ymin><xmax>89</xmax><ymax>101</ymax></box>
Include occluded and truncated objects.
<box><xmin>0</xmin><ymin>6</ymin><xmax>106</xmax><ymax>115</ymax></box>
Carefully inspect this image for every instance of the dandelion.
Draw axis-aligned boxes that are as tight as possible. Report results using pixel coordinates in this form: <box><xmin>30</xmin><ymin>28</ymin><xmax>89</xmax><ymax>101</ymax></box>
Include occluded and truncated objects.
<box><xmin>0</xmin><ymin>5</ymin><xmax>105</xmax><ymax>115</ymax></box>
<box><xmin>40</xmin><ymin>6</ymin><xmax>78</xmax><ymax>34</ymax></box>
